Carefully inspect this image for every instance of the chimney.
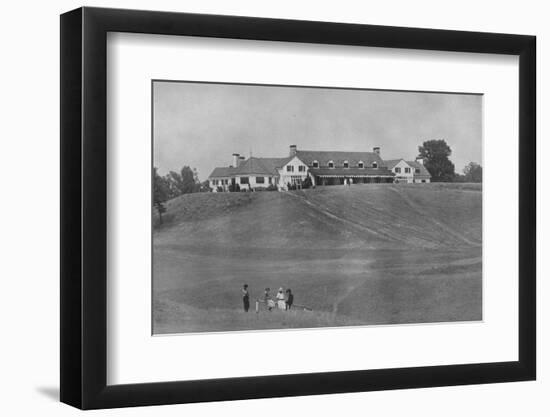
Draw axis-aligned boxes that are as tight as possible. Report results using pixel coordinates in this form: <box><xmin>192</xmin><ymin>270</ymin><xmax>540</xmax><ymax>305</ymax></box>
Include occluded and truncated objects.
<box><xmin>289</xmin><ymin>145</ymin><xmax>297</xmax><ymax>157</ymax></box>
<box><xmin>239</xmin><ymin>156</ymin><xmax>245</xmax><ymax>166</ymax></box>
<box><xmin>232</xmin><ymin>153</ymin><xmax>240</xmax><ymax>167</ymax></box>
<box><xmin>416</xmin><ymin>157</ymin><xmax>424</xmax><ymax>165</ymax></box>
<box><xmin>373</xmin><ymin>147</ymin><xmax>380</xmax><ymax>156</ymax></box>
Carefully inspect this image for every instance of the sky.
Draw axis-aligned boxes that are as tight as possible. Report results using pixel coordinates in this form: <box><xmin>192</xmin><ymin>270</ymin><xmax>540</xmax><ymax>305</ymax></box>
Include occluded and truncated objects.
<box><xmin>153</xmin><ymin>81</ymin><xmax>482</xmax><ymax>182</ymax></box>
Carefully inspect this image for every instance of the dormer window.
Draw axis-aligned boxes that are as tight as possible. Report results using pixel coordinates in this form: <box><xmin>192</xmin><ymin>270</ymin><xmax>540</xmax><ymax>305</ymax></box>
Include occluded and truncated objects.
<box><xmin>372</xmin><ymin>161</ymin><xmax>378</xmax><ymax>168</ymax></box>
<box><xmin>328</xmin><ymin>160</ymin><xmax>334</xmax><ymax>169</ymax></box>
<box><xmin>343</xmin><ymin>160</ymin><xmax>349</xmax><ymax>168</ymax></box>
<box><xmin>312</xmin><ymin>160</ymin><xmax>319</xmax><ymax>168</ymax></box>
<box><xmin>358</xmin><ymin>161</ymin><xmax>364</xmax><ymax>168</ymax></box>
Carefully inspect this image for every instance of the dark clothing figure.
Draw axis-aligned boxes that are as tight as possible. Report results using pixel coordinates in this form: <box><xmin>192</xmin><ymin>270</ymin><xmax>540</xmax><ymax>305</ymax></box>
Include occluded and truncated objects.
<box><xmin>264</xmin><ymin>288</ymin><xmax>273</xmax><ymax>311</ymax></box>
<box><xmin>242</xmin><ymin>285</ymin><xmax>250</xmax><ymax>312</ymax></box>
<box><xmin>286</xmin><ymin>289</ymin><xmax>294</xmax><ymax>310</ymax></box>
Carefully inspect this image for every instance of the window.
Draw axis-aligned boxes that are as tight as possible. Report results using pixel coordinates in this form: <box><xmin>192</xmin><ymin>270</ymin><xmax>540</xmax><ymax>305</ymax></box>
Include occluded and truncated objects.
<box><xmin>298</xmin><ymin>165</ymin><xmax>306</xmax><ymax>172</ymax></box>
<box><xmin>395</xmin><ymin>167</ymin><xmax>401</xmax><ymax>173</ymax></box>
<box><xmin>415</xmin><ymin>168</ymin><xmax>420</xmax><ymax>174</ymax></box>
<box><xmin>358</xmin><ymin>161</ymin><xmax>364</xmax><ymax>168</ymax></box>
<box><xmin>328</xmin><ymin>160</ymin><xmax>334</xmax><ymax>168</ymax></box>
<box><xmin>256</xmin><ymin>176</ymin><xmax>264</xmax><ymax>184</ymax></box>
<box><xmin>286</xmin><ymin>165</ymin><xmax>294</xmax><ymax>172</ymax></box>
<box><xmin>268</xmin><ymin>177</ymin><xmax>272</xmax><ymax>184</ymax></box>
<box><xmin>343</xmin><ymin>160</ymin><xmax>349</xmax><ymax>168</ymax></box>
<box><xmin>312</xmin><ymin>160</ymin><xmax>319</xmax><ymax>168</ymax></box>
<box><xmin>372</xmin><ymin>161</ymin><xmax>378</xmax><ymax>168</ymax></box>
<box><xmin>240</xmin><ymin>177</ymin><xmax>249</xmax><ymax>184</ymax></box>
<box><xmin>404</xmin><ymin>167</ymin><xmax>411</xmax><ymax>173</ymax></box>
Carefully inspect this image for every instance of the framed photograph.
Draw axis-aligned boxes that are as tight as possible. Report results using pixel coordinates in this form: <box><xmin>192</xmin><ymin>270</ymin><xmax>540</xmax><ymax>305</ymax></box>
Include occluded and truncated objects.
<box><xmin>60</xmin><ymin>7</ymin><xmax>536</xmax><ymax>409</ymax></box>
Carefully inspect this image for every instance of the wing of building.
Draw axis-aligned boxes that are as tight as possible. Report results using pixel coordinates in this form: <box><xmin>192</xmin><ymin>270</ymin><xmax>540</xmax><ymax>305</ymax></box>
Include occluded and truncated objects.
<box><xmin>291</xmin><ymin>146</ymin><xmax>394</xmax><ymax>187</ymax></box>
<box><xmin>208</xmin><ymin>145</ymin><xmax>431</xmax><ymax>191</ymax></box>
<box><xmin>407</xmin><ymin>160</ymin><xmax>431</xmax><ymax>183</ymax></box>
<box><xmin>385</xmin><ymin>158</ymin><xmax>432</xmax><ymax>183</ymax></box>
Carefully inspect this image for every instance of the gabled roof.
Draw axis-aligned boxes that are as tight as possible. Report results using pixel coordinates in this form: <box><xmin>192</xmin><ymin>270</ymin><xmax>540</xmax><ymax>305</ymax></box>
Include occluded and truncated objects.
<box><xmin>208</xmin><ymin>157</ymin><xmax>292</xmax><ymax>178</ymax></box>
<box><xmin>234</xmin><ymin>157</ymin><xmax>293</xmax><ymax>176</ymax></box>
<box><xmin>384</xmin><ymin>159</ymin><xmax>409</xmax><ymax>169</ymax></box>
<box><xmin>407</xmin><ymin>161</ymin><xmax>431</xmax><ymax>178</ymax></box>
<box><xmin>295</xmin><ymin>150</ymin><xmax>384</xmax><ymax>167</ymax></box>
<box><xmin>209</xmin><ymin>166</ymin><xmax>237</xmax><ymax>178</ymax></box>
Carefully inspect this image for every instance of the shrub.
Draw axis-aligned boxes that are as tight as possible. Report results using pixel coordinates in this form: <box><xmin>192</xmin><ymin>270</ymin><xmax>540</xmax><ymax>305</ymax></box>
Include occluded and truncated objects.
<box><xmin>228</xmin><ymin>183</ymin><xmax>241</xmax><ymax>192</ymax></box>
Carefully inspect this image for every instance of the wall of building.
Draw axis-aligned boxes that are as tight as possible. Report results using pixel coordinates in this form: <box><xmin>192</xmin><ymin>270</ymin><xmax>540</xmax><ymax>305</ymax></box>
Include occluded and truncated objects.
<box><xmin>235</xmin><ymin>175</ymin><xmax>275</xmax><ymax>189</ymax></box>
<box><xmin>392</xmin><ymin>160</ymin><xmax>415</xmax><ymax>183</ymax></box>
<box><xmin>209</xmin><ymin>177</ymin><xmax>232</xmax><ymax>191</ymax></box>
<box><xmin>277</xmin><ymin>156</ymin><xmax>309</xmax><ymax>189</ymax></box>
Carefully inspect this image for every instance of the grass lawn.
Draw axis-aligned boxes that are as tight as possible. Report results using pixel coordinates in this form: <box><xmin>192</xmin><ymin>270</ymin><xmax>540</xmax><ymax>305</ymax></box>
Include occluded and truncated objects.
<box><xmin>153</xmin><ymin>183</ymin><xmax>482</xmax><ymax>334</ymax></box>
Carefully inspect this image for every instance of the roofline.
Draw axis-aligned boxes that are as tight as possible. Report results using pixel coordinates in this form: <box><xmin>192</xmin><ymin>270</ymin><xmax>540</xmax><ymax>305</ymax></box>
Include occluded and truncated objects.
<box><xmin>296</xmin><ymin>149</ymin><xmax>378</xmax><ymax>154</ymax></box>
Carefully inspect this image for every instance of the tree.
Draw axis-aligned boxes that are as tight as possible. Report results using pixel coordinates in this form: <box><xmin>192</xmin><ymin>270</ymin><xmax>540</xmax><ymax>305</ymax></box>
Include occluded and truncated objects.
<box><xmin>453</xmin><ymin>173</ymin><xmax>467</xmax><ymax>183</ymax></box>
<box><xmin>199</xmin><ymin>180</ymin><xmax>211</xmax><ymax>192</ymax></box>
<box><xmin>417</xmin><ymin>139</ymin><xmax>456</xmax><ymax>182</ymax></box>
<box><xmin>164</xmin><ymin>166</ymin><xmax>201</xmax><ymax>197</ymax></box>
<box><xmin>179</xmin><ymin>166</ymin><xmax>200</xmax><ymax>194</ymax></box>
<box><xmin>463</xmin><ymin>162</ymin><xmax>482</xmax><ymax>183</ymax></box>
<box><xmin>153</xmin><ymin>167</ymin><xmax>169</xmax><ymax>224</ymax></box>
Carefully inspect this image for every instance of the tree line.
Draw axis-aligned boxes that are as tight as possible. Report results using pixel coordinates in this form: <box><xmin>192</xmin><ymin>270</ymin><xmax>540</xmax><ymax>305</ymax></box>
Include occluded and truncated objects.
<box><xmin>153</xmin><ymin>166</ymin><xmax>207</xmax><ymax>224</ymax></box>
<box><xmin>418</xmin><ymin>139</ymin><xmax>482</xmax><ymax>183</ymax></box>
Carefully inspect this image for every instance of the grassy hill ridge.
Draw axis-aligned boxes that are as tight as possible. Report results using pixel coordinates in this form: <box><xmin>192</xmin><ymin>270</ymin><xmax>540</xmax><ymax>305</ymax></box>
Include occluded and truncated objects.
<box><xmin>155</xmin><ymin>183</ymin><xmax>482</xmax><ymax>250</ymax></box>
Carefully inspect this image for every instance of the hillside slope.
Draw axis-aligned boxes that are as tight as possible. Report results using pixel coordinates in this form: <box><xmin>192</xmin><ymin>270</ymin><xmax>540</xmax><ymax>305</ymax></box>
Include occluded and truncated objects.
<box><xmin>153</xmin><ymin>183</ymin><xmax>482</xmax><ymax>333</ymax></box>
<box><xmin>155</xmin><ymin>183</ymin><xmax>482</xmax><ymax>250</ymax></box>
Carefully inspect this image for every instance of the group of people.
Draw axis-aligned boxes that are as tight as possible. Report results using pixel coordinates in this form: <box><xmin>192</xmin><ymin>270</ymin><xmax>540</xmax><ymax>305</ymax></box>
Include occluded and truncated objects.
<box><xmin>241</xmin><ymin>285</ymin><xmax>294</xmax><ymax>312</ymax></box>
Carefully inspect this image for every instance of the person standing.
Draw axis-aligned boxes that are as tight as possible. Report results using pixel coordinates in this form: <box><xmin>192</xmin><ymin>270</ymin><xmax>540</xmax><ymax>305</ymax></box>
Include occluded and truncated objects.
<box><xmin>277</xmin><ymin>288</ymin><xmax>286</xmax><ymax>310</ymax></box>
<box><xmin>242</xmin><ymin>284</ymin><xmax>250</xmax><ymax>312</ymax></box>
<box><xmin>264</xmin><ymin>288</ymin><xmax>273</xmax><ymax>311</ymax></box>
<box><xmin>285</xmin><ymin>289</ymin><xmax>294</xmax><ymax>310</ymax></box>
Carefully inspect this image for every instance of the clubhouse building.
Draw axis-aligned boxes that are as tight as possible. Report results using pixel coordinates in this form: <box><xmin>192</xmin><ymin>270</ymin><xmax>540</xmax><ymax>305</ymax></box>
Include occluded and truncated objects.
<box><xmin>208</xmin><ymin>145</ymin><xmax>431</xmax><ymax>192</ymax></box>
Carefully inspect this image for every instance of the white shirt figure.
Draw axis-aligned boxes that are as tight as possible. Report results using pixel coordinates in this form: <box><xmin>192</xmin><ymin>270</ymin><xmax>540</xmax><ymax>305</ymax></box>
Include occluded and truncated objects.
<box><xmin>276</xmin><ymin>288</ymin><xmax>286</xmax><ymax>310</ymax></box>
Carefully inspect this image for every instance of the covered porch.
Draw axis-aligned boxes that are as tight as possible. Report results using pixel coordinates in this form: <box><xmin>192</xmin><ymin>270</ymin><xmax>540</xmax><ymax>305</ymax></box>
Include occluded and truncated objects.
<box><xmin>314</xmin><ymin>175</ymin><xmax>394</xmax><ymax>185</ymax></box>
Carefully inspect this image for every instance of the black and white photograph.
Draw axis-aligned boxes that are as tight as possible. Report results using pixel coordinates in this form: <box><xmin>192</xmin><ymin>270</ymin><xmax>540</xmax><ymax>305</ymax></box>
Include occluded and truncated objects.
<box><xmin>152</xmin><ymin>81</ymin><xmax>483</xmax><ymax>334</ymax></box>
<box><xmin>0</xmin><ymin>0</ymin><xmax>543</xmax><ymax>413</ymax></box>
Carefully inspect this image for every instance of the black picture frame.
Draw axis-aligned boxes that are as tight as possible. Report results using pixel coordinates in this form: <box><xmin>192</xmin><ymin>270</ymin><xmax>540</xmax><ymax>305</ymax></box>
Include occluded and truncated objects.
<box><xmin>60</xmin><ymin>6</ymin><xmax>536</xmax><ymax>410</ymax></box>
